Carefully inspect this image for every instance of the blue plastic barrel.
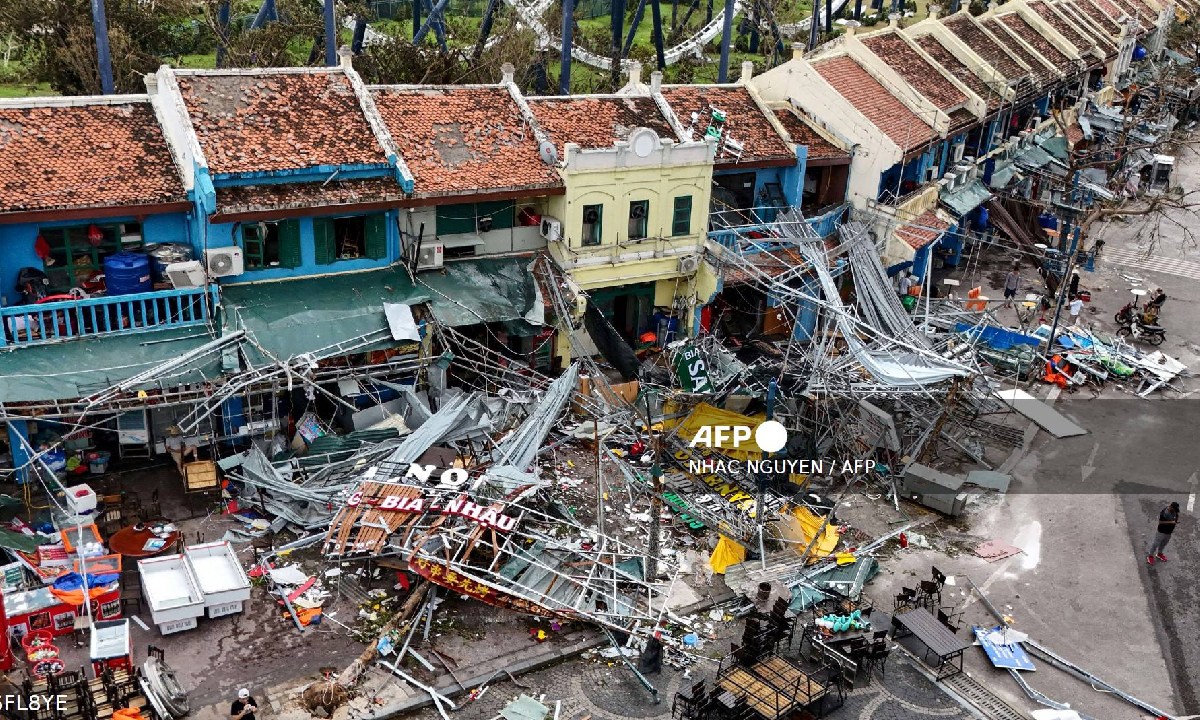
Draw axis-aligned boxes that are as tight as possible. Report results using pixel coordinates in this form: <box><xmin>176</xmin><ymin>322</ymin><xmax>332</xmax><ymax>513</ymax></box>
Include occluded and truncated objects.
<box><xmin>103</xmin><ymin>252</ymin><xmax>152</xmax><ymax>295</ymax></box>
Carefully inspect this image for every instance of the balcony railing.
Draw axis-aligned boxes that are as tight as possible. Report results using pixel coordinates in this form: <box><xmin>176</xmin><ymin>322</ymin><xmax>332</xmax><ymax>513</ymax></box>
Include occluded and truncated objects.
<box><xmin>0</xmin><ymin>285</ymin><xmax>218</xmax><ymax>348</ymax></box>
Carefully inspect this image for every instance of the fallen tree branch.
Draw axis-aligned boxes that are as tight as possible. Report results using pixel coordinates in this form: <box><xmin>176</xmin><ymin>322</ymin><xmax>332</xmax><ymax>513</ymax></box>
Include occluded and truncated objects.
<box><xmin>339</xmin><ymin>579</ymin><xmax>430</xmax><ymax>688</ymax></box>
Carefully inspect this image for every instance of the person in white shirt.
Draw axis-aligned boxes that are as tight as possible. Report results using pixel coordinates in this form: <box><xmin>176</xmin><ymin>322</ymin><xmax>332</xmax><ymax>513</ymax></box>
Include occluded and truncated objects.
<box><xmin>1068</xmin><ymin>294</ymin><xmax>1084</xmax><ymax>326</ymax></box>
<box><xmin>898</xmin><ymin>271</ymin><xmax>914</xmax><ymax>297</ymax></box>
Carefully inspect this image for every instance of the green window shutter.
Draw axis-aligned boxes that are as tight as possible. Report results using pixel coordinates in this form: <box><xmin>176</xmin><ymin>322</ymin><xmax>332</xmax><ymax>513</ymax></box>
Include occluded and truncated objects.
<box><xmin>313</xmin><ymin>218</ymin><xmax>336</xmax><ymax>265</ymax></box>
<box><xmin>278</xmin><ymin>219</ymin><xmax>302</xmax><ymax>268</ymax></box>
<box><xmin>477</xmin><ymin>201</ymin><xmax>515</xmax><ymax>230</ymax></box>
<box><xmin>672</xmin><ymin>196</ymin><xmax>693</xmax><ymax>236</ymax></box>
<box><xmin>436</xmin><ymin>204</ymin><xmax>477</xmax><ymax>235</ymax></box>
<box><xmin>365</xmin><ymin>214</ymin><xmax>389</xmax><ymax>260</ymax></box>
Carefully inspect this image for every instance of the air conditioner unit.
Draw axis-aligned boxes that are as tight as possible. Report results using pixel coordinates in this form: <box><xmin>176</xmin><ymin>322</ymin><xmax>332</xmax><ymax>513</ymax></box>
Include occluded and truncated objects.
<box><xmin>540</xmin><ymin>217</ymin><xmax>562</xmax><ymax>242</ymax></box>
<box><xmin>477</xmin><ymin>216</ymin><xmax>493</xmax><ymax>233</ymax></box>
<box><xmin>204</xmin><ymin>247</ymin><xmax>244</xmax><ymax>277</ymax></box>
<box><xmin>164</xmin><ymin>260</ymin><xmax>207</xmax><ymax>288</ymax></box>
<box><xmin>417</xmin><ymin>242</ymin><xmax>444</xmax><ymax>271</ymax></box>
<box><xmin>942</xmin><ymin>172</ymin><xmax>958</xmax><ymax>189</ymax></box>
<box><xmin>678</xmin><ymin>255</ymin><xmax>701</xmax><ymax>275</ymax></box>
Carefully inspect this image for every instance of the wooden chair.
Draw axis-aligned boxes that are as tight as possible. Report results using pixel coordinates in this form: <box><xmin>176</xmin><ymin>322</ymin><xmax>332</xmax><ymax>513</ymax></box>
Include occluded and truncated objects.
<box><xmin>119</xmin><ymin>594</ymin><xmax>142</xmax><ymax>616</ymax></box>
<box><xmin>98</xmin><ymin>508</ymin><xmax>123</xmax><ymax>539</ymax></box>
<box><xmin>937</xmin><ymin>609</ymin><xmax>962</xmax><ymax>634</ymax></box>
<box><xmin>917</xmin><ymin>580</ymin><xmax>942</xmax><ymax>609</ymax></box>
<box><xmin>931</xmin><ymin>566</ymin><xmax>947</xmax><ymax>590</ymax></box>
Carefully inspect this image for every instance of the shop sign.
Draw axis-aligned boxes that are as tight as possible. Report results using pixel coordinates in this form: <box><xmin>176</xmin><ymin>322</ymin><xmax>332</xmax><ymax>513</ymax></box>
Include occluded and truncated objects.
<box><xmin>410</xmin><ymin>558</ymin><xmax>555</xmax><ymax>617</ymax></box>
<box><xmin>674</xmin><ymin>345</ymin><xmax>712</xmax><ymax>393</ymax></box>
<box><xmin>346</xmin><ymin>490</ymin><xmax>518</xmax><ymax>532</ymax></box>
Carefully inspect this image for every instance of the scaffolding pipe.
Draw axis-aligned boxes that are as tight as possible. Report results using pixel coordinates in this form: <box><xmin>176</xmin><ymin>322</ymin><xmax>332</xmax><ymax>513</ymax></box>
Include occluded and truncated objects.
<box><xmin>91</xmin><ymin>0</ymin><xmax>115</xmax><ymax>93</ymax></box>
<box><xmin>324</xmin><ymin>0</ymin><xmax>337</xmax><ymax>66</ymax></box>
<box><xmin>651</xmin><ymin>0</ymin><xmax>667</xmax><ymax>70</ymax></box>
<box><xmin>560</xmin><ymin>0</ymin><xmax>575</xmax><ymax>94</ymax></box>
<box><xmin>717</xmin><ymin>0</ymin><xmax>734</xmax><ymax>81</ymax></box>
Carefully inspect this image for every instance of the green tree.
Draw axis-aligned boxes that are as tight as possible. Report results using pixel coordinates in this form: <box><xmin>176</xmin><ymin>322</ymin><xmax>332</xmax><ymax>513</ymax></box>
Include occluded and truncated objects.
<box><xmin>0</xmin><ymin>0</ymin><xmax>196</xmax><ymax>94</ymax></box>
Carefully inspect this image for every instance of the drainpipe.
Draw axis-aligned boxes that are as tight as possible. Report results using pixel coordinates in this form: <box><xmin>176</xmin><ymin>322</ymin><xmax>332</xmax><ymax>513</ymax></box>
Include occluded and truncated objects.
<box><xmin>91</xmin><ymin>0</ymin><xmax>115</xmax><ymax>93</ymax></box>
<box><xmin>718</xmin><ymin>0</ymin><xmax>735</xmax><ymax>81</ymax></box>
<box><xmin>324</xmin><ymin>0</ymin><xmax>336</xmax><ymax>66</ymax></box>
<box><xmin>561</xmin><ymin>0</ymin><xmax>575</xmax><ymax>94</ymax></box>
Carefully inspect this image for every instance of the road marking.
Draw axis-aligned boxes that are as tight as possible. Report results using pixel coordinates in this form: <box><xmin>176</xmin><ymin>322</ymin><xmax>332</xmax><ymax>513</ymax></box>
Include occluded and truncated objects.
<box><xmin>1104</xmin><ymin>247</ymin><xmax>1200</xmax><ymax>281</ymax></box>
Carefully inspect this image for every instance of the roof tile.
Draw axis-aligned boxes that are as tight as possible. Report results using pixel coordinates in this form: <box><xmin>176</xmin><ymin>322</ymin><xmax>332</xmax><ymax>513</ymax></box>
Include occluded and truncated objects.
<box><xmin>772</xmin><ymin>109</ymin><xmax>849</xmax><ymax>160</ymax></box>
<box><xmin>177</xmin><ymin>71</ymin><xmax>388</xmax><ymax>175</ymax></box>
<box><xmin>1055</xmin><ymin>0</ymin><xmax>1119</xmax><ymax>51</ymax></box>
<box><xmin>979</xmin><ymin>16</ymin><xmax>1056</xmax><ymax>83</ymax></box>
<box><xmin>1028</xmin><ymin>1</ymin><xmax>1096</xmax><ymax>55</ymax></box>
<box><xmin>913</xmin><ymin>35</ymin><xmax>1002</xmax><ymax>112</ymax></box>
<box><xmin>372</xmin><ymin>86</ymin><xmax>562</xmax><ymax>199</ymax></box>
<box><xmin>660</xmin><ymin>85</ymin><xmax>794</xmax><ymax>166</ymax></box>
<box><xmin>997</xmin><ymin>13</ymin><xmax>1072</xmax><ymax>69</ymax></box>
<box><xmin>896</xmin><ymin>209</ymin><xmax>949</xmax><ymax>249</ymax></box>
<box><xmin>214</xmin><ymin>177</ymin><xmax>406</xmax><ymax>218</ymax></box>
<box><xmin>861</xmin><ymin>33</ymin><xmax>967</xmax><ymax>111</ymax></box>
<box><xmin>812</xmin><ymin>56</ymin><xmax>936</xmax><ymax>152</ymax></box>
<box><xmin>0</xmin><ymin>101</ymin><xmax>186</xmax><ymax>215</ymax></box>
<box><xmin>526</xmin><ymin>95</ymin><xmax>678</xmax><ymax>155</ymax></box>
<box><xmin>1071</xmin><ymin>0</ymin><xmax>1127</xmax><ymax>38</ymax></box>
<box><xmin>943</xmin><ymin>15</ymin><xmax>1028</xmax><ymax>82</ymax></box>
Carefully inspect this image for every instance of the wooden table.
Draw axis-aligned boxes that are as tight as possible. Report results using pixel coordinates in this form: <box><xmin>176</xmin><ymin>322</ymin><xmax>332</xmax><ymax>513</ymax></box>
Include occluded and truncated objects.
<box><xmin>717</xmin><ymin>656</ymin><xmax>827</xmax><ymax>719</ymax></box>
<box><xmin>106</xmin><ymin>524</ymin><xmax>181</xmax><ymax>558</ymax></box>
<box><xmin>893</xmin><ymin>608</ymin><xmax>970</xmax><ymax>678</ymax></box>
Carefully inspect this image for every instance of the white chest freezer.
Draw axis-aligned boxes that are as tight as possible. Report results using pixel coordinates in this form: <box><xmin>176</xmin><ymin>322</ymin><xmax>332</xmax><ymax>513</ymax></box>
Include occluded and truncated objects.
<box><xmin>183</xmin><ymin>541</ymin><xmax>252</xmax><ymax>618</ymax></box>
<box><xmin>138</xmin><ymin>554</ymin><xmax>205</xmax><ymax>634</ymax></box>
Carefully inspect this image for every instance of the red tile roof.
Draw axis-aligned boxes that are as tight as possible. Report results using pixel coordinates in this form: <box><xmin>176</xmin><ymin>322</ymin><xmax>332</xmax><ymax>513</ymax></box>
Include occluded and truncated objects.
<box><xmin>979</xmin><ymin>16</ymin><xmax>1055</xmax><ymax>81</ymax></box>
<box><xmin>812</xmin><ymin>56</ymin><xmax>936</xmax><ymax>152</ymax></box>
<box><xmin>176</xmin><ymin>70</ymin><xmax>388</xmax><ymax>175</ymax></box>
<box><xmin>943</xmin><ymin>15</ymin><xmax>1028</xmax><ymax>82</ymax></box>
<box><xmin>772</xmin><ymin>109</ymin><xmax>849</xmax><ymax>161</ymax></box>
<box><xmin>213</xmin><ymin>177</ymin><xmax>406</xmax><ymax>219</ymax></box>
<box><xmin>997</xmin><ymin>13</ymin><xmax>1072</xmax><ymax>70</ymax></box>
<box><xmin>1067</xmin><ymin>123</ymin><xmax>1085</xmax><ymax>145</ymax></box>
<box><xmin>526</xmin><ymin>95</ymin><xmax>678</xmax><ymax>155</ymax></box>
<box><xmin>1057</xmin><ymin>0</ymin><xmax>1119</xmax><ymax>51</ymax></box>
<box><xmin>948</xmin><ymin>108</ymin><xmax>977</xmax><ymax>134</ymax></box>
<box><xmin>660</xmin><ymin>85</ymin><xmax>794</xmax><ymax>166</ymax></box>
<box><xmin>1092</xmin><ymin>0</ymin><xmax>1147</xmax><ymax>30</ymax></box>
<box><xmin>371</xmin><ymin>86</ymin><xmax>562</xmax><ymax>199</ymax></box>
<box><xmin>896</xmin><ymin>210</ymin><xmax>950</xmax><ymax>250</ymax></box>
<box><xmin>861</xmin><ymin>33</ymin><xmax>967</xmax><ymax>111</ymax></box>
<box><xmin>723</xmin><ymin>247</ymin><xmax>809</xmax><ymax>285</ymax></box>
<box><xmin>1029</xmin><ymin>1</ymin><xmax>1096</xmax><ymax>56</ymax></box>
<box><xmin>913</xmin><ymin>35</ymin><xmax>1003</xmax><ymax>112</ymax></box>
<box><xmin>0</xmin><ymin>101</ymin><xmax>186</xmax><ymax>215</ymax></box>
<box><xmin>1072</xmin><ymin>0</ymin><xmax>1127</xmax><ymax>37</ymax></box>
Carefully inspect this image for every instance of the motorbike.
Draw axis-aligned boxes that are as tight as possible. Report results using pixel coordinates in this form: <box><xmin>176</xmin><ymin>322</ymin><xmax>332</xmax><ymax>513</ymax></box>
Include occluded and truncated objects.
<box><xmin>1116</xmin><ymin>318</ymin><xmax>1166</xmax><ymax>346</ymax></box>
<box><xmin>1115</xmin><ymin>289</ymin><xmax>1149</xmax><ymax>325</ymax></box>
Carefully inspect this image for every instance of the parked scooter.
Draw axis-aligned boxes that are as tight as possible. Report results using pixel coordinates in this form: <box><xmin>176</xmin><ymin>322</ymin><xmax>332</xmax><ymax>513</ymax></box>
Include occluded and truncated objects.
<box><xmin>15</xmin><ymin>267</ymin><xmax>50</xmax><ymax>304</ymax></box>
<box><xmin>1116</xmin><ymin>317</ymin><xmax>1166</xmax><ymax>346</ymax></box>
<box><xmin>1114</xmin><ymin>288</ymin><xmax>1148</xmax><ymax>325</ymax></box>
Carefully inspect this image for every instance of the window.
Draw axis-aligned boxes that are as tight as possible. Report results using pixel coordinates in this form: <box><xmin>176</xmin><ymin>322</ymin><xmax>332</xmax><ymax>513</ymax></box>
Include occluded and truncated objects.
<box><xmin>628</xmin><ymin>200</ymin><xmax>649</xmax><ymax>240</ymax></box>
<box><xmin>40</xmin><ymin>223</ymin><xmax>142</xmax><ymax>287</ymax></box>
<box><xmin>671</xmin><ymin>196</ymin><xmax>692</xmax><ymax>236</ymax></box>
<box><xmin>313</xmin><ymin>214</ymin><xmax>389</xmax><ymax>265</ymax></box>
<box><xmin>240</xmin><ymin>220</ymin><xmax>301</xmax><ymax>269</ymax></box>
<box><xmin>581</xmin><ymin>204</ymin><xmax>603</xmax><ymax>247</ymax></box>
<box><xmin>435</xmin><ymin>202</ymin><xmax>515</xmax><ymax>236</ymax></box>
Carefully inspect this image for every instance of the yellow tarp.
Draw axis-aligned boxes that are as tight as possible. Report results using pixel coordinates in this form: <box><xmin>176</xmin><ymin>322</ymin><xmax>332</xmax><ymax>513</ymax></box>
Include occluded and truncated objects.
<box><xmin>669</xmin><ymin>403</ymin><xmax>767</xmax><ymax>460</ymax></box>
<box><xmin>709</xmin><ymin>535</ymin><xmax>747</xmax><ymax>574</ymax></box>
<box><xmin>775</xmin><ymin>506</ymin><xmax>840</xmax><ymax>560</ymax></box>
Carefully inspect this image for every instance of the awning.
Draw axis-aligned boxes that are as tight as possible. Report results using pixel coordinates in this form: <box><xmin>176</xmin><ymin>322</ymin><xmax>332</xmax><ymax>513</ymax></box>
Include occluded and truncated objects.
<box><xmin>0</xmin><ymin>327</ymin><xmax>223</xmax><ymax>403</ymax></box>
<box><xmin>1039</xmin><ymin>135</ymin><xmax>1070</xmax><ymax>162</ymax></box>
<box><xmin>989</xmin><ymin>162</ymin><xmax>1019</xmax><ymax>189</ymax></box>
<box><xmin>221</xmin><ymin>257</ymin><xmax>545</xmax><ymax>366</ymax></box>
<box><xmin>1014</xmin><ymin>144</ymin><xmax>1053</xmax><ymax>169</ymax></box>
<box><xmin>891</xmin><ymin>210</ymin><xmax>950</xmax><ymax>260</ymax></box>
<box><xmin>939</xmin><ymin>179</ymin><xmax>993</xmax><ymax>217</ymax></box>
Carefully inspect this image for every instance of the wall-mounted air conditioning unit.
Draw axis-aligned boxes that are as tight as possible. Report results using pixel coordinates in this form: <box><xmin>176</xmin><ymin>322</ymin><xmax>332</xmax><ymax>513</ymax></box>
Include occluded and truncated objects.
<box><xmin>165</xmin><ymin>260</ymin><xmax>207</xmax><ymax>288</ymax></box>
<box><xmin>417</xmin><ymin>242</ymin><xmax>444</xmax><ymax>271</ymax></box>
<box><xmin>540</xmin><ymin>217</ymin><xmax>562</xmax><ymax>242</ymax></box>
<box><xmin>678</xmin><ymin>255</ymin><xmax>701</xmax><ymax>275</ymax></box>
<box><xmin>204</xmin><ymin>247</ymin><xmax>244</xmax><ymax>277</ymax></box>
<box><xmin>942</xmin><ymin>172</ymin><xmax>958</xmax><ymax>189</ymax></box>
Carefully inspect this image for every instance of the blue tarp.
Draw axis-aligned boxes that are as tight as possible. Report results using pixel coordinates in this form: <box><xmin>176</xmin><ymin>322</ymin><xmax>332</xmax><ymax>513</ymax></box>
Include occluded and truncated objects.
<box><xmin>955</xmin><ymin>324</ymin><xmax>1041</xmax><ymax>351</ymax></box>
<box><xmin>52</xmin><ymin>572</ymin><xmax>120</xmax><ymax>590</ymax></box>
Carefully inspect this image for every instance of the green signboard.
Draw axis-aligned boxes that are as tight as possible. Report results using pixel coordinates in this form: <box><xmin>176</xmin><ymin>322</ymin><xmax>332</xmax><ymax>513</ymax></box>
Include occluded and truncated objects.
<box><xmin>674</xmin><ymin>344</ymin><xmax>712</xmax><ymax>393</ymax></box>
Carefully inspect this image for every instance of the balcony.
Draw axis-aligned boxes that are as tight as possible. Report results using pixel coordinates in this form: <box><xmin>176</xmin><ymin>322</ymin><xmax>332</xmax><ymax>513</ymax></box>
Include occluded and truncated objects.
<box><xmin>1</xmin><ymin>285</ymin><xmax>218</xmax><ymax>348</ymax></box>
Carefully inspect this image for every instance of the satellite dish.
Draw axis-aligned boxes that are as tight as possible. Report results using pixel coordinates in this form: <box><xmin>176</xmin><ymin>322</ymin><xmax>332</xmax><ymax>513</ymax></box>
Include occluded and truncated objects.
<box><xmin>630</xmin><ymin>128</ymin><xmax>658</xmax><ymax>158</ymax></box>
<box><xmin>538</xmin><ymin>139</ymin><xmax>558</xmax><ymax>165</ymax></box>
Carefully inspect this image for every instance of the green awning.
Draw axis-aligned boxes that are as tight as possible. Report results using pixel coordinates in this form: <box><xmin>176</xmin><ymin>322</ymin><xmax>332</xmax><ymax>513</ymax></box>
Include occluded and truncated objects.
<box><xmin>940</xmin><ymin>179</ymin><xmax>993</xmax><ymax>217</ymax></box>
<box><xmin>989</xmin><ymin>162</ymin><xmax>1019</xmax><ymax>189</ymax></box>
<box><xmin>221</xmin><ymin>258</ymin><xmax>545</xmax><ymax>367</ymax></box>
<box><xmin>1015</xmin><ymin>144</ymin><xmax>1053</xmax><ymax>169</ymax></box>
<box><xmin>0</xmin><ymin>327</ymin><xmax>223</xmax><ymax>403</ymax></box>
<box><xmin>1040</xmin><ymin>135</ymin><xmax>1070</xmax><ymax>162</ymax></box>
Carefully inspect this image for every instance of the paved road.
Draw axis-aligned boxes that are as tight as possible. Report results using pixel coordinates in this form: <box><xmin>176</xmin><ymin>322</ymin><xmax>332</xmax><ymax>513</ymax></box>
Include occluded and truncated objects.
<box><xmin>1079</xmin><ymin>140</ymin><xmax>1200</xmax><ymax>715</ymax></box>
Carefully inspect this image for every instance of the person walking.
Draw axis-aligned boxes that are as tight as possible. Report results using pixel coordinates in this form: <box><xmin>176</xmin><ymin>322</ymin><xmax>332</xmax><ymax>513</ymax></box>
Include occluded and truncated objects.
<box><xmin>1003</xmin><ymin>264</ymin><xmax>1020</xmax><ymax>308</ymax></box>
<box><xmin>1068</xmin><ymin>294</ymin><xmax>1084</xmax><ymax>327</ymax></box>
<box><xmin>1147</xmin><ymin>501</ymin><xmax>1180</xmax><ymax>565</ymax></box>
